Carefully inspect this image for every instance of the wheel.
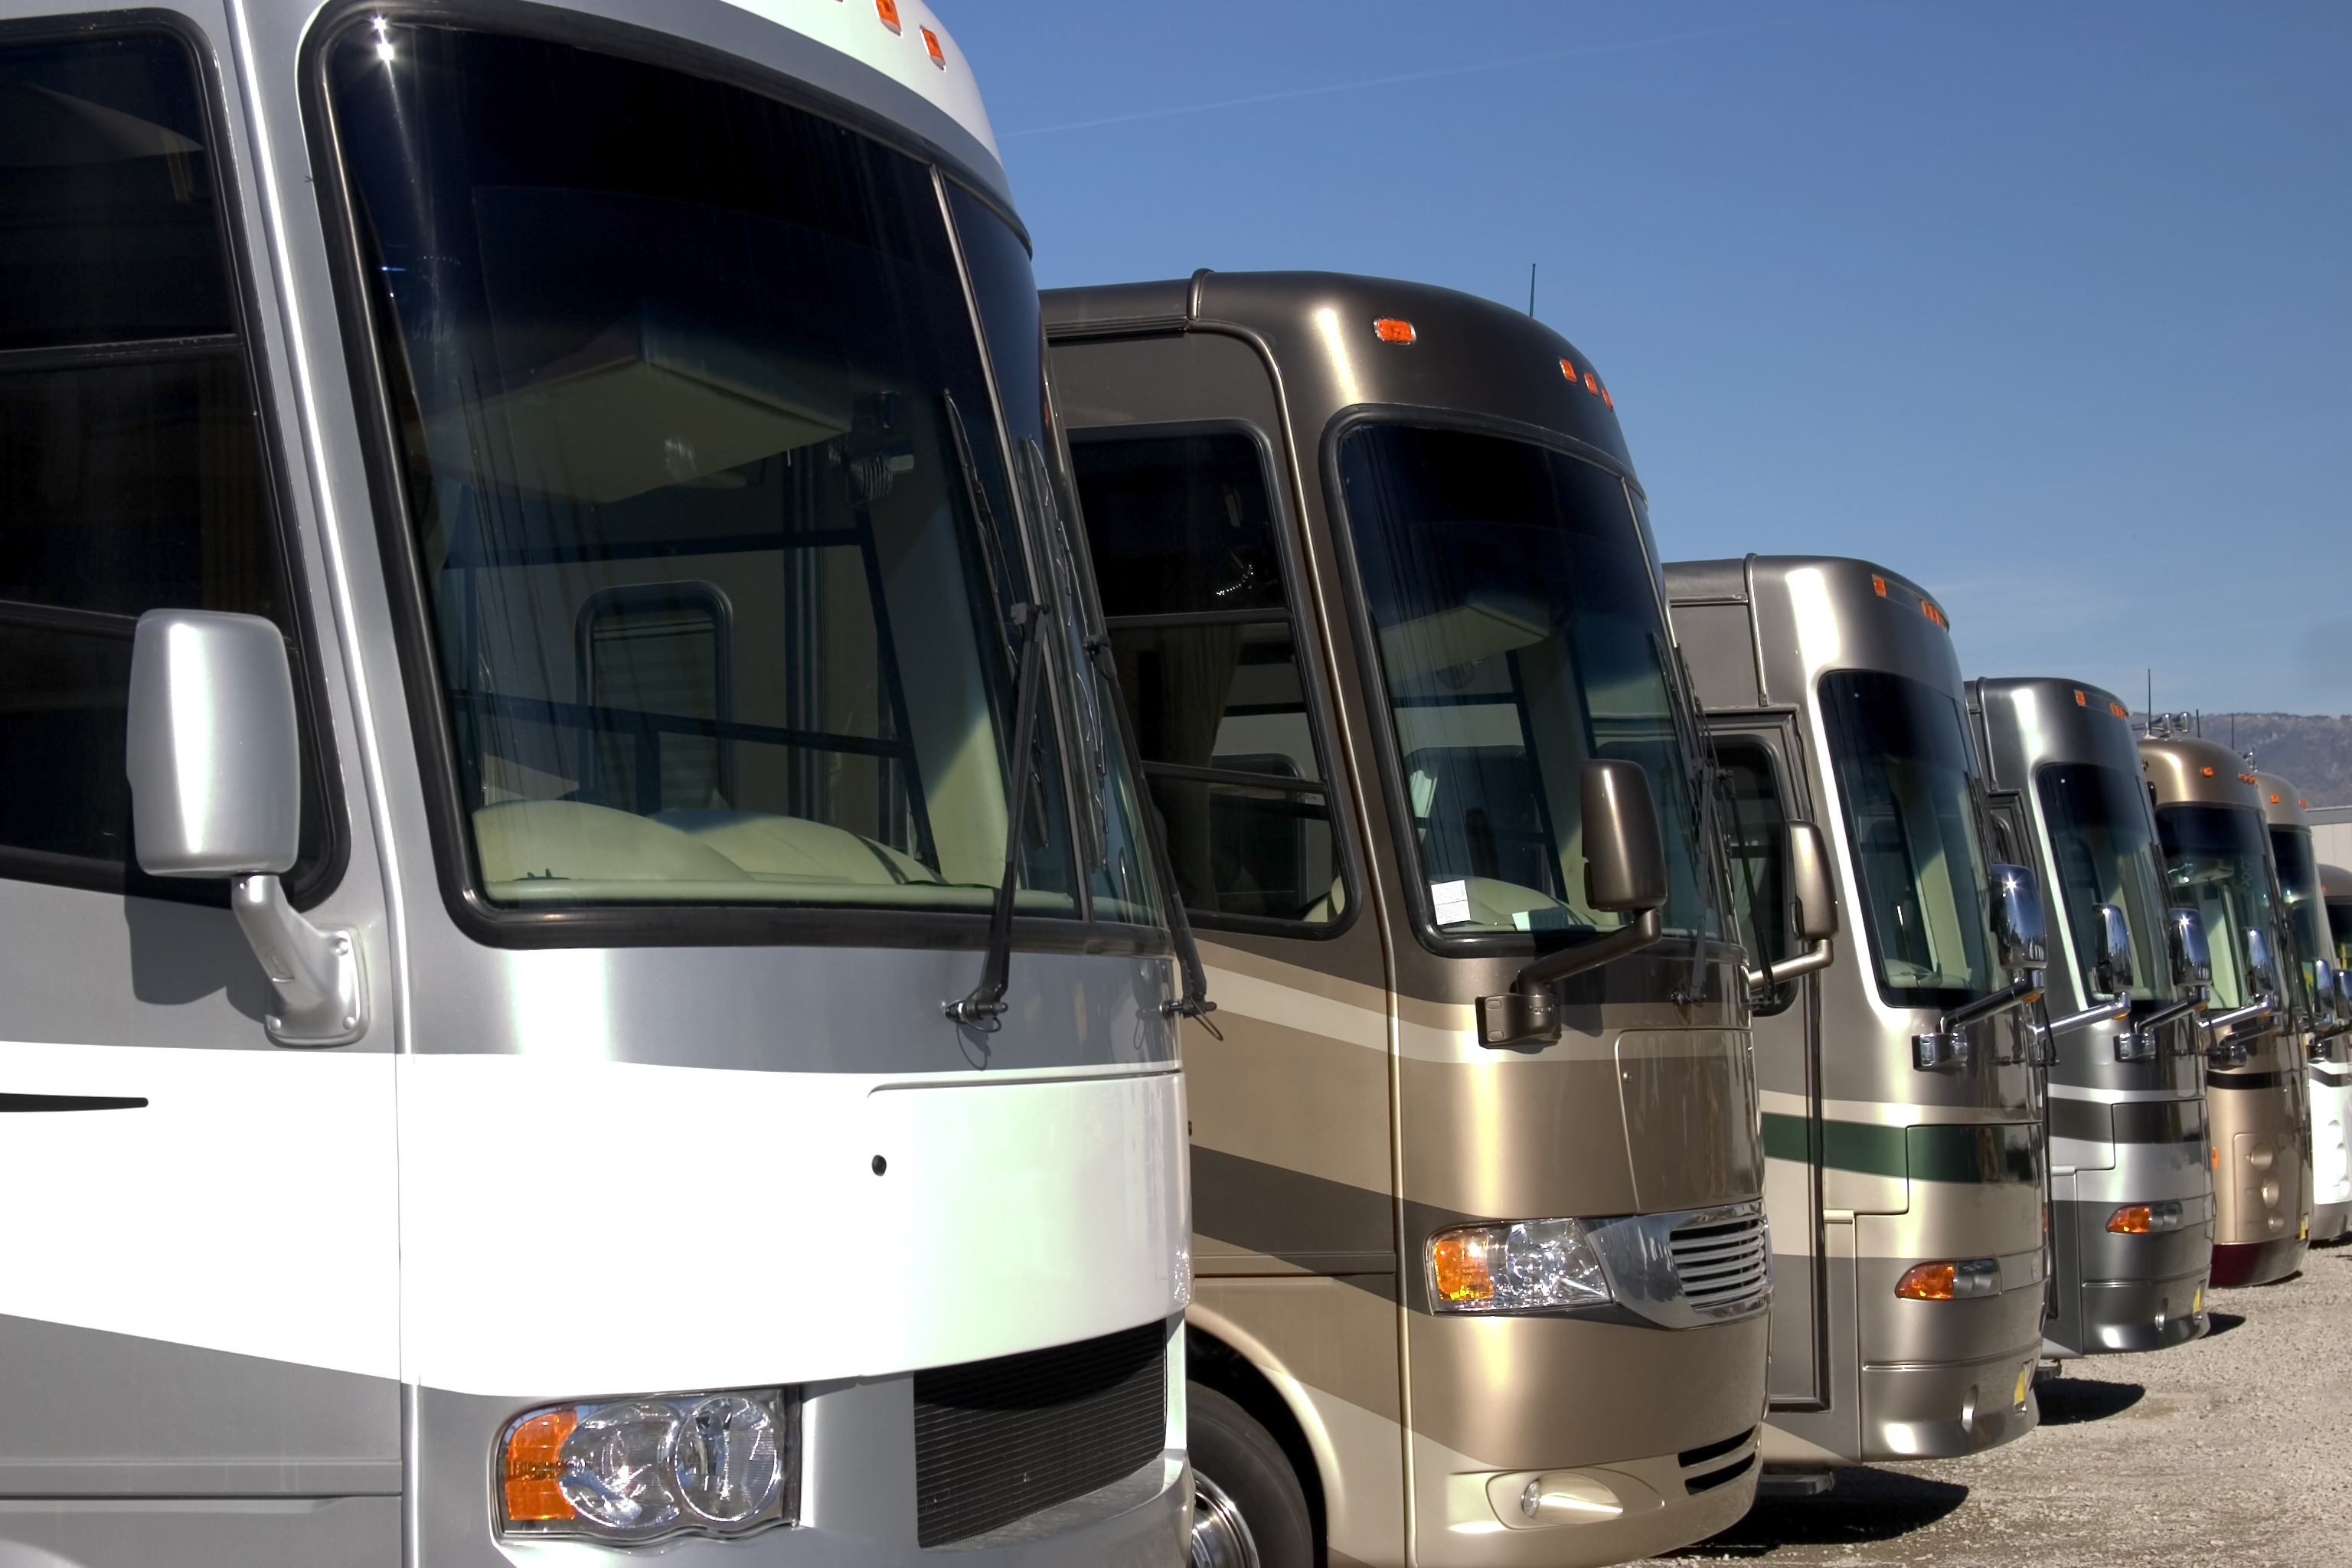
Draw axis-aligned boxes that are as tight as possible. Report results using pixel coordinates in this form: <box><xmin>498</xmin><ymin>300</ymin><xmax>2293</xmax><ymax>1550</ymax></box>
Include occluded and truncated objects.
<box><xmin>1187</xmin><ymin>1382</ymin><xmax>1314</xmax><ymax>1568</ymax></box>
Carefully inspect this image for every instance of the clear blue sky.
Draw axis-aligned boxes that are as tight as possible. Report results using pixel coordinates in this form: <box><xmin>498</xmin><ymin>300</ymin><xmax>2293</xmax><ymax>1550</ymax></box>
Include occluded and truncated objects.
<box><xmin>940</xmin><ymin>1</ymin><xmax>2350</xmax><ymax>717</ymax></box>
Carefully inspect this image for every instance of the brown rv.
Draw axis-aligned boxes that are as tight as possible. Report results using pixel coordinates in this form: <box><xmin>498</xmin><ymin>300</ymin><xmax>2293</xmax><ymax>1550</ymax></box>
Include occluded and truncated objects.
<box><xmin>1044</xmin><ymin>273</ymin><xmax>1779</xmax><ymax>1566</ymax></box>
<box><xmin>2142</xmin><ymin>735</ymin><xmax>2311</xmax><ymax>1282</ymax></box>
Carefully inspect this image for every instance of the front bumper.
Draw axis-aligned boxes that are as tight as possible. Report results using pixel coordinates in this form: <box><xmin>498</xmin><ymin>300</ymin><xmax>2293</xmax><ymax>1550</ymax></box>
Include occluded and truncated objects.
<box><xmin>1858</xmin><ymin>1348</ymin><xmax>2040</xmax><ymax>1460</ymax></box>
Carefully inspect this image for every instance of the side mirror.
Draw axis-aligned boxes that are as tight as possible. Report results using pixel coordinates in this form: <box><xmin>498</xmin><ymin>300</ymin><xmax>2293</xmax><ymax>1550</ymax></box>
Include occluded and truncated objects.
<box><xmin>126</xmin><ymin>610</ymin><xmax>364</xmax><ymax>1046</ymax></box>
<box><xmin>1581</xmin><ymin>759</ymin><xmax>1668</xmax><ymax>913</ymax></box>
<box><xmin>1988</xmin><ymin>863</ymin><xmax>2047</xmax><ymax>974</ymax></box>
<box><xmin>2167</xmin><ymin>907</ymin><xmax>2212</xmax><ymax>989</ymax></box>
<box><xmin>127</xmin><ymin>610</ymin><xmax>301</xmax><ymax>877</ymax></box>
<box><xmin>2245</xmin><ymin>927</ymin><xmax>2278</xmax><ymax>998</ymax></box>
<box><xmin>1788</xmin><ymin>821</ymin><xmax>1838</xmax><ymax>942</ymax></box>
<box><xmin>2314</xmin><ymin>958</ymin><xmax>2339</xmax><ymax>1025</ymax></box>
<box><xmin>2338</xmin><ymin>967</ymin><xmax>2352</xmax><ymax>1017</ymax></box>
<box><xmin>2088</xmin><ymin>903</ymin><xmax>2134</xmax><ymax>997</ymax></box>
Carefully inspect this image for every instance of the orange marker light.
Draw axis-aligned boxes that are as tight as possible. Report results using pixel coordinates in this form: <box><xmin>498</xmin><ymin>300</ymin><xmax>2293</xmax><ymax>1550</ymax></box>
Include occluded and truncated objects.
<box><xmin>1373</xmin><ymin>318</ymin><xmax>1416</xmax><ymax>344</ymax></box>
<box><xmin>1560</xmin><ymin>358</ymin><xmax>1577</xmax><ymax>381</ymax></box>
<box><xmin>2271</xmin><ymin>793</ymin><xmax>2282</xmax><ymax>804</ymax></box>
<box><xmin>874</xmin><ymin>0</ymin><xmax>901</xmax><ymax>33</ymax></box>
<box><xmin>2110</xmin><ymin>701</ymin><xmax>2130</xmax><ymax>719</ymax></box>
<box><xmin>1583</xmin><ymin>371</ymin><xmax>1599</xmax><ymax>393</ymax></box>
<box><xmin>2241</xmin><ymin>773</ymin><xmax>2259</xmax><ymax>785</ymax></box>
<box><xmin>2201</xmin><ymin>766</ymin><xmax>2216</xmax><ymax>778</ymax></box>
<box><xmin>1601</xmin><ymin>386</ymin><xmax>1614</xmax><ymax>409</ymax></box>
<box><xmin>2074</xmin><ymin>690</ymin><xmax>2087</xmax><ymax>706</ymax></box>
<box><xmin>1896</xmin><ymin>1262</ymin><xmax>1957</xmax><ymax>1300</ymax></box>
<box><xmin>920</xmin><ymin>26</ymin><xmax>945</xmax><ymax>66</ymax></box>
<box><xmin>1871</xmin><ymin>575</ymin><xmax>1888</xmax><ymax>597</ymax></box>
<box><xmin>2107</xmin><ymin>1205</ymin><xmax>2154</xmax><ymax>1234</ymax></box>
<box><xmin>1922</xmin><ymin>599</ymin><xmax>1948</xmax><ymax>629</ymax></box>
<box><xmin>1429</xmin><ymin>1232</ymin><xmax>1495</xmax><ymax>1302</ymax></box>
<box><xmin>503</xmin><ymin>1409</ymin><xmax>579</xmax><ymax>1522</ymax></box>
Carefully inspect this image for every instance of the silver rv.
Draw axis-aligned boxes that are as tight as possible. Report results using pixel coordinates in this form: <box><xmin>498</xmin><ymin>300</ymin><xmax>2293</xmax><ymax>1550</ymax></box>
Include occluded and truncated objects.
<box><xmin>0</xmin><ymin>5</ymin><xmax>1194</xmax><ymax>1564</ymax></box>
<box><xmin>1667</xmin><ymin>557</ymin><xmax>2047</xmax><ymax>1477</ymax></box>
<box><xmin>1968</xmin><ymin>678</ymin><xmax>2213</xmax><ymax>1357</ymax></box>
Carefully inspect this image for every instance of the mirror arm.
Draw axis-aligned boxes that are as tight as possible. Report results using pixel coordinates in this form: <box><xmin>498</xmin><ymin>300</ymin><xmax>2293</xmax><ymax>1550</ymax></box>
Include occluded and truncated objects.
<box><xmin>1744</xmin><ymin>936</ymin><xmax>1833</xmax><ymax>996</ymax></box>
<box><xmin>1913</xmin><ymin>972</ymin><xmax>2043</xmax><ymax>1070</ymax></box>
<box><xmin>1477</xmin><ymin>908</ymin><xmax>1665</xmax><ymax>1048</ymax></box>
<box><xmin>231</xmin><ymin>874</ymin><xmax>364</xmax><ymax>1047</ymax></box>
<box><xmin>2032</xmin><ymin>991</ymin><xmax>2131</xmax><ymax>1046</ymax></box>
<box><xmin>2199</xmin><ymin>993</ymin><xmax>2276</xmax><ymax>1045</ymax></box>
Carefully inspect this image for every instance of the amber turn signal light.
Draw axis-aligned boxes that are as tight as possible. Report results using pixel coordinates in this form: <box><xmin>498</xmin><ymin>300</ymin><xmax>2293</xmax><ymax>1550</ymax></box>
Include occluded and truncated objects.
<box><xmin>1896</xmin><ymin>1258</ymin><xmax>1998</xmax><ymax>1300</ymax></box>
<box><xmin>502</xmin><ymin>1408</ymin><xmax>579</xmax><ymax>1522</ymax></box>
<box><xmin>1429</xmin><ymin>1230</ymin><xmax>1495</xmax><ymax>1302</ymax></box>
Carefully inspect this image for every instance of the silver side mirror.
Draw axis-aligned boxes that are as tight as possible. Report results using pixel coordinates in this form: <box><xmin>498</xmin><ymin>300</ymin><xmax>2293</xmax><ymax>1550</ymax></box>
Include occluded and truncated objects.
<box><xmin>2313</xmin><ymin>958</ymin><xmax>2340</xmax><ymax>1027</ymax></box>
<box><xmin>2167</xmin><ymin>907</ymin><xmax>2211</xmax><ymax>989</ymax></box>
<box><xmin>2088</xmin><ymin>903</ymin><xmax>2134</xmax><ymax>997</ymax></box>
<box><xmin>1788</xmin><ymin>821</ymin><xmax>1838</xmax><ymax>942</ymax></box>
<box><xmin>2245</xmin><ymin>927</ymin><xmax>2278</xmax><ymax>998</ymax></box>
<box><xmin>127</xmin><ymin>611</ymin><xmax>364</xmax><ymax>1047</ymax></box>
<box><xmin>1988</xmin><ymin>864</ymin><xmax>2047</xmax><ymax>975</ymax></box>
<box><xmin>1582</xmin><ymin>759</ymin><xmax>1668</xmax><ymax>913</ymax></box>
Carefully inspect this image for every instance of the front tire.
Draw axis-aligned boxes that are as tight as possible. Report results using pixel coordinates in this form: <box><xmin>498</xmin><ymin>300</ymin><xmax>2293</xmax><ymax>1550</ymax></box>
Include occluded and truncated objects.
<box><xmin>1187</xmin><ymin>1382</ymin><xmax>1313</xmax><ymax>1568</ymax></box>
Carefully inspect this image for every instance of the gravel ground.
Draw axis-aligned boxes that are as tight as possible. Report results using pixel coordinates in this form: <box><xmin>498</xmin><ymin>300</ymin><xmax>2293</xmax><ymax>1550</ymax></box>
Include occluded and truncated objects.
<box><xmin>1651</xmin><ymin>1240</ymin><xmax>2352</xmax><ymax>1566</ymax></box>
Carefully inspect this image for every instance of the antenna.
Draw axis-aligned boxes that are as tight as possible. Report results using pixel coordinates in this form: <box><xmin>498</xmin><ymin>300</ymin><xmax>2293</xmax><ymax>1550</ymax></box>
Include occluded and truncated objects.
<box><xmin>2145</xmin><ymin>669</ymin><xmax>2152</xmax><ymax>737</ymax></box>
<box><xmin>1529</xmin><ymin>263</ymin><xmax>1537</xmax><ymax>318</ymax></box>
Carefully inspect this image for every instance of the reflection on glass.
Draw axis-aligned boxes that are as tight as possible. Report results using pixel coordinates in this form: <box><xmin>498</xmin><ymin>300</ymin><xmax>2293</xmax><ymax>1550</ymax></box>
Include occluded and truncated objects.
<box><xmin>1076</xmin><ymin>431</ymin><xmax>1338</xmax><ymax>926</ymax></box>
<box><xmin>1818</xmin><ymin>669</ymin><xmax>1992</xmax><ymax>1007</ymax></box>
<box><xmin>332</xmin><ymin>25</ymin><xmax>1083</xmax><ymax>913</ymax></box>
<box><xmin>2034</xmin><ymin>763</ymin><xmax>2169</xmax><ymax>1002</ymax></box>
<box><xmin>1340</xmin><ymin>425</ymin><xmax>1704</xmax><ymax>938</ymax></box>
<box><xmin>2269</xmin><ymin>825</ymin><xmax>2326</xmax><ymax>1008</ymax></box>
<box><xmin>2155</xmin><ymin>805</ymin><xmax>2278</xmax><ymax>1010</ymax></box>
<box><xmin>2328</xmin><ymin>892</ymin><xmax>2352</xmax><ymax>972</ymax></box>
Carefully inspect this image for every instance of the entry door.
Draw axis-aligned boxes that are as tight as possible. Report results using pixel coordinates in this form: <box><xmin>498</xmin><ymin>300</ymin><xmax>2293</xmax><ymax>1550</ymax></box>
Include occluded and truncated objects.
<box><xmin>1712</xmin><ymin>720</ymin><xmax>1829</xmax><ymax>1406</ymax></box>
<box><xmin>0</xmin><ymin>20</ymin><xmax>400</xmax><ymax>1564</ymax></box>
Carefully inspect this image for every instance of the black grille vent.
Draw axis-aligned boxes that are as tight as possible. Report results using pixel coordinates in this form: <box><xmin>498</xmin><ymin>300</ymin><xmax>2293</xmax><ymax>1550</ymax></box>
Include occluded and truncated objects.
<box><xmin>913</xmin><ymin>1321</ymin><xmax>1167</xmax><ymax>1547</ymax></box>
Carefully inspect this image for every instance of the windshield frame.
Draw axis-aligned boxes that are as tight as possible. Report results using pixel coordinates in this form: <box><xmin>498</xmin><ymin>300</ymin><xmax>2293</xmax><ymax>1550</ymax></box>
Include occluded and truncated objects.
<box><xmin>1320</xmin><ymin>404</ymin><xmax>1720</xmax><ymax>962</ymax></box>
<box><xmin>302</xmin><ymin>5</ymin><xmax>1165</xmax><ymax>955</ymax></box>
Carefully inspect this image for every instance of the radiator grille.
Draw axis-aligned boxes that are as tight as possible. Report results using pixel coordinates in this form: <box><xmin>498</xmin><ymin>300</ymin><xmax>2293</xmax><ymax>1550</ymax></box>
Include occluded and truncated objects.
<box><xmin>1669</xmin><ymin>1210</ymin><xmax>1770</xmax><ymax>1315</ymax></box>
<box><xmin>913</xmin><ymin>1321</ymin><xmax>1167</xmax><ymax>1547</ymax></box>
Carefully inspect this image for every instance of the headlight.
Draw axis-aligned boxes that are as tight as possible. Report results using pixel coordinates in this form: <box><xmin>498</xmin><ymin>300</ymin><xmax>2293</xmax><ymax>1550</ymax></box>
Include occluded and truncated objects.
<box><xmin>1427</xmin><ymin>1217</ymin><xmax>1612</xmax><ymax>1314</ymax></box>
<box><xmin>498</xmin><ymin>1387</ymin><xmax>795</xmax><ymax>1544</ymax></box>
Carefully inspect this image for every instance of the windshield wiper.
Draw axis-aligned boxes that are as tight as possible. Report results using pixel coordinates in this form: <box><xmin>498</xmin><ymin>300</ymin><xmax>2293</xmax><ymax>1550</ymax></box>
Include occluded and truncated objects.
<box><xmin>946</xmin><ymin>600</ymin><xmax>1044</xmax><ymax>1027</ymax></box>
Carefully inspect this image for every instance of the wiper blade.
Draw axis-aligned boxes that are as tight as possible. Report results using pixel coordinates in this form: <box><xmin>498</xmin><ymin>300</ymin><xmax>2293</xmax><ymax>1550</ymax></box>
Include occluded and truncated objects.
<box><xmin>946</xmin><ymin>602</ymin><xmax>1045</xmax><ymax>1027</ymax></box>
<box><xmin>940</xmin><ymin>390</ymin><xmax>1018</xmax><ymax>672</ymax></box>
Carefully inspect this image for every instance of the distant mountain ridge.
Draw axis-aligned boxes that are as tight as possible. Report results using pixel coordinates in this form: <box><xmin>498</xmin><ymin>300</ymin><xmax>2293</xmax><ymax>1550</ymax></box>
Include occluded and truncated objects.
<box><xmin>2147</xmin><ymin>714</ymin><xmax>2352</xmax><ymax>807</ymax></box>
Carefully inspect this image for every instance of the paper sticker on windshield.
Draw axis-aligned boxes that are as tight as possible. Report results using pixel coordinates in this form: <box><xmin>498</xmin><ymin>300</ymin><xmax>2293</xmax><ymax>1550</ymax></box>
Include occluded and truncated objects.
<box><xmin>1432</xmin><ymin>880</ymin><xmax>1471</xmax><ymax>926</ymax></box>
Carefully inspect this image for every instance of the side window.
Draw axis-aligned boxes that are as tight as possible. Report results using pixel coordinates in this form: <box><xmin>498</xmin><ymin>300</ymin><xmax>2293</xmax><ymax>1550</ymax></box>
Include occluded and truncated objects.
<box><xmin>1071</xmin><ymin>430</ymin><xmax>1343</xmax><ymax>929</ymax></box>
<box><xmin>0</xmin><ymin>31</ymin><xmax>315</xmax><ymax>894</ymax></box>
<box><xmin>1716</xmin><ymin>736</ymin><xmax>1795</xmax><ymax>1014</ymax></box>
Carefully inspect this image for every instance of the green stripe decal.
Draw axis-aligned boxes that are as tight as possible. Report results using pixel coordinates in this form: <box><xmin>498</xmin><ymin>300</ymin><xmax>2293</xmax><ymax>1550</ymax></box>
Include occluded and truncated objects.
<box><xmin>1762</xmin><ymin>1113</ymin><xmax>2040</xmax><ymax>1184</ymax></box>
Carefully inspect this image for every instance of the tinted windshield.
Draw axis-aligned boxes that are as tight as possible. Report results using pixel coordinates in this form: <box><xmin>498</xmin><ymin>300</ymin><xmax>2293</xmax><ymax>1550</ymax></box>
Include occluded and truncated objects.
<box><xmin>1337</xmin><ymin>424</ymin><xmax>1707</xmax><ymax>939</ymax></box>
<box><xmin>331</xmin><ymin>26</ymin><xmax>1117</xmax><ymax>918</ymax></box>
<box><xmin>2270</xmin><ymin>825</ymin><xmax>2326</xmax><ymax>1001</ymax></box>
<box><xmin>2330</xmin><ymin>896</ymin><xmax>2352</xmax><ymax>970</ymax></box>
<box><xmin>2155</xmin><ymin>805</ymin><xmax>2277</xmax><ymax>1009</ymax></box>
<box><xmin>1818</xmin><ymin>669</ymin><xmax>1992</xmax><ymax>1008</ymax></box>
<box><xmin>2035</xmin><ymin>763</ymin><xmax>2169</xmax><ymax>1003</ymax></box>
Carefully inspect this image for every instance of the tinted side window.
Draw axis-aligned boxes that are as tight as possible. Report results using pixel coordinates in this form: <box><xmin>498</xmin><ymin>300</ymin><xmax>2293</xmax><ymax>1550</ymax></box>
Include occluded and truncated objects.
<box><xmin>0</xmin><ymin>32</ymin><xmax>312</xmax><ymax>890</ymax></box>
<box><xmin>1717</xmin><ymin>737</ymin><xmax>1795</xmax><ymax>1014</ymax></box>
<box><xmin>1073</xmin><ymin>430</ymin><xmax>1342</xmax><ymax>928</ymax></box>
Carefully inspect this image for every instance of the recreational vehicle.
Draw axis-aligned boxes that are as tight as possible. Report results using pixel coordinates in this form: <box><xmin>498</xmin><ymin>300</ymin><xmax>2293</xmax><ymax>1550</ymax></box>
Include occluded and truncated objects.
<box><xmin>1048</xmin><ymin>273</ymin><xmax>1773</xmax><ymax>1567</ymax></box>
<box><xmin>0</xmin><ymin>5</ymin><xmax>1192</xmax><ymax>1563</ymax></box>
<box><xmin>2254</xmin><ymin>773</ymin><xmax>2349</xmax><ymax>1240</ymax></box>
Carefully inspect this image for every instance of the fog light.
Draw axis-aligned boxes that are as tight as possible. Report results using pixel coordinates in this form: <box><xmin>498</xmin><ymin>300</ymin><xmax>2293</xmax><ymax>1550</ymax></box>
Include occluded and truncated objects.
<box><xmin>498</xmin><ymin>1388</ymin><xmax>795</xmax><ymax>1543</ymax></box>
<box><xmin>1895</xmin><ymin>1259</ymin><xmax>1998</xmax><ymax>1300</ymax></box>
<box><xmin>2107</xmin><ymin>1200</ymin><xmax>2184</xmax><ymax>1234</ymax></box>
<box><xmin>1428</xmin><ymin>1217</ymin><xmax>1611</xmax><ymax>1314</ymax></box>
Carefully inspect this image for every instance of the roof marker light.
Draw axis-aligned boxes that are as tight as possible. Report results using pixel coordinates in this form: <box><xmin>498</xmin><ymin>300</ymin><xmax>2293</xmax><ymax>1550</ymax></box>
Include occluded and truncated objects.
<box><xmin>2241</xmin><ymin>773</ymin><xmax>2258</xmax><ymax>785</ymax></box>
<box><xmin>1601</xmin><ymin>387</ymin><xmax>1614</xmax><ymax>409</ymax></box>
<box><xmin>2110</xmin><ymin>701</ymin><xmax>2130</xmax><ymax>719</ymax></box>
<box><xmin>875</xmin><ymin>0</ymin><xmax>901</xmax><ymax>34</ymax></box>
<box><xmin>920</xmin><ymin>26</ymin><xmax>946</xmax><ymax>66</ymax></box>
<box><xmin>1870</xmin><ymin>575</ymin><xmax>1887</xmax><ymax>597</ymax></box>
<box><xmin>2201</xmin><ymin>766</ymin><xmax>2215</xmax><ymax>777</ymax></box>
<box><xmin>2272</xmin><ymin>793</ymin><xmax>2282</xmax><ymax>804</ymax></box>
<box><xmin>1583</xmin><ymin>371</ymin><xmax>1599</xmax><ymax>393</ymax></box>
<box><xmin>1373</xmin><ymin>318</ymin><xmax>1416</xmax><ymax>344</ymax></box>
<box><xmin>1560</xmin><ymin>358</ymin><xmax>1576</xmax><ymax>381</ymax></box>
<box><xmin>2074</xmin><ymin>690</ymin><xmax>2087</xmax><ymax>707</ymax></box>
<box><xmin>1921</xmin><ymin>599</ymin><xmax>1948</xmax><ymax>629</ymax></box>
